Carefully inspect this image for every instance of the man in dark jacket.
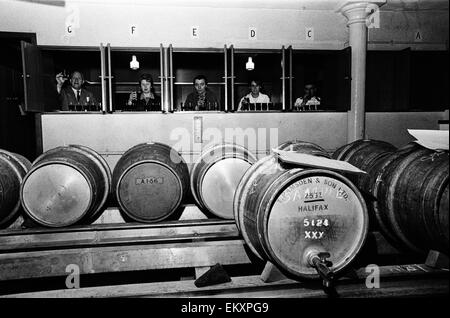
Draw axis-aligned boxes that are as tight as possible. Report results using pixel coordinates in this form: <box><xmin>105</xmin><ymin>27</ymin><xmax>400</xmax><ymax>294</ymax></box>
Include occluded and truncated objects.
<box><xmin>55</xmin><ymin>71</ymin><xmax>99</xmax><ymax>111</ymax></box>
<box><xmin>183</xmin><ymin>75</ymin><xmax>219</xmax><ymax>111</ymax></box>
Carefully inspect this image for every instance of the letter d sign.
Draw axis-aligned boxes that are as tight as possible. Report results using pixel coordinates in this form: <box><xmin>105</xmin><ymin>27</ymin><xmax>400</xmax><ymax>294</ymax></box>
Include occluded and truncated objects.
<box><xmin>249</xmin><ymin>27</ymin><xmax>257</xmax><ymax>40</ymax></box>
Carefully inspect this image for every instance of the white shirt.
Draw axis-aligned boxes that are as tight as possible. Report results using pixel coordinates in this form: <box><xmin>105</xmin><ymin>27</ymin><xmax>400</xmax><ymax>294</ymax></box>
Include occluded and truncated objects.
<box><xmin>71</xmin><ymin>87</ymin><xmax>82</xmax><ymax>100</ymax></box>
<box><xmin>238</xmin><ymin>93</ymin><xmax>270</xmax><ymax>111</ymax></box>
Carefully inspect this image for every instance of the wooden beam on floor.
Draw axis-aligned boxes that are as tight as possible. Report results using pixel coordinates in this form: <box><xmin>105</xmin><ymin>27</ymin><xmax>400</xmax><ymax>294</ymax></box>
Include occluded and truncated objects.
<box><xmin>0</xmin><ymin>240</ymin><xmax>252</xmax><ymax>281</ymax></box>
<box><xmin>1</xmin><ymin>264</ymin><xmax>447</xmax><ymax>298</ymax></box>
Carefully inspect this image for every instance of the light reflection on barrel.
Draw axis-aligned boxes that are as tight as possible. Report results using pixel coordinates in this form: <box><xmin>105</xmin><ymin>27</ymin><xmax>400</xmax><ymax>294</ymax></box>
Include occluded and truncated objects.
<box><xmin>191</xmin><ymin>143</ymin><xmax>257</xmax><ymax>219</ymax></box>
<box><xmin>20</xmin><ymin>145</ymin><xmax>111</xmax><ymax>227</ymax></box>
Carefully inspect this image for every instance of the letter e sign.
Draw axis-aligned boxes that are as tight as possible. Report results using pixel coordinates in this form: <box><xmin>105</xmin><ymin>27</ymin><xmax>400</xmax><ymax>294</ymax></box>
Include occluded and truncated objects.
<box><xmin>191</xmin><ymin>26</ymin><xmax>199</xmax><ymax>39</ymax></box>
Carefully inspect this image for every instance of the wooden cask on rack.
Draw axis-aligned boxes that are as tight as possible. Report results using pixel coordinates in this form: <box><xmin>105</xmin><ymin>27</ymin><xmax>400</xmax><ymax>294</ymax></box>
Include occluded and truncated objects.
<box><xmin>112</xmin><ymin>142</ymin><xmax>190</xmax><ymax>223</ymax></box>
<box><xmin>374</xmin><ymin>143</ymin><xmax>448</xmax><ymax>254</ymax></box>
<box><xmin>0</xmin><ymin>150</ymin><xmax>32</xmax><ymax>228</ymax></box>
<box><xmin>234</xmin><ymin>142</ymin><xmax>369</xmax><ymax>281</ymax></box>
<box><xmin>332</xmin><ymin>139</ymin><xmax>397</xmax><ymax>192</ymax></box>
<box><xmin>191</xmin><ymin>143</ymin><xmax>256</xmax><ymax>219</ymax></box>
<box><xmin>20</xmin><ymin>145</ymin><xmax>111</xmax><ymax>227</ymax></box>
<box><xmin>334</xmin><ymin>140</ymin><xmax>449</xmax><ymax>254</ymax></box>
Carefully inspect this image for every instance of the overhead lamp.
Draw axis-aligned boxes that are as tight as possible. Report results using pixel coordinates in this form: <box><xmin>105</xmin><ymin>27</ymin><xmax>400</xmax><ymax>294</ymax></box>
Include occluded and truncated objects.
<box><xmin>130</xmin><ymin>55</ymin><xmax>140</xmax><ymax>70</ymax></box>
<box><xmin>246</xmin><ymin>57</ymin><xmax>254</xmax><ymax>71</ymax></box>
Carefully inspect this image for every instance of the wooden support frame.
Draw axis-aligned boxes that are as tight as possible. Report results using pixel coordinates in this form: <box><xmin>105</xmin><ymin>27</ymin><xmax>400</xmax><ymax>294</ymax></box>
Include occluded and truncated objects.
<box><xmin>1</xmin><ymin>264</ymin><xmax>447</xmax><ymax>298</ymax></box>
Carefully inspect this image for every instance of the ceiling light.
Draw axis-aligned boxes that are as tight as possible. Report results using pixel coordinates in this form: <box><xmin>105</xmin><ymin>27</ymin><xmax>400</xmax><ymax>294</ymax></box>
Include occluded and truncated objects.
<box><xmin>246</xmin><ymin>57</ymin><xmax>254</xmax><ymax>71</ymax></box>
<box><xmin>130</xmin><ymin>55</ymin><xmax>140</xmax><ymax>70</ymax></box>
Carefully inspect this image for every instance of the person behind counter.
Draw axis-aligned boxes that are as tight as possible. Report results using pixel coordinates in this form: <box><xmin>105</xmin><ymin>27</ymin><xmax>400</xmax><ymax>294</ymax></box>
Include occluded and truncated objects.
<box><xmin>294</xmin><ymin>83</ymin><xmax>321</xmax><ymax>110</ymax></box>
<box><xmin>237</xmin><ymin>79</ymin><xmax>270</xmax><ymax>111</ymax></box>
<box><xmin>55</xmin><ymin>71</ymin><xmax>99</xmax><ymax>111</ymax></box>
<box><xmin>127</xmin><ymin>74</ymin><xmax>161</xmax><ymax>111</ymax></box>
<box><xmin>183</xmin><ymin>75</ymin><xmax>219</xmax><ymax>111</ymax></box>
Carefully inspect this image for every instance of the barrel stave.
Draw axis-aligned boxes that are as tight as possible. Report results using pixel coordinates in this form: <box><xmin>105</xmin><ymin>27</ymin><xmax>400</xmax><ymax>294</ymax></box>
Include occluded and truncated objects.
<box><xmin>242</xmin><ymin>155</ymin><xmax>287</xmax><ymax>260</ymax></box>
<box><xmin>396</xmin><ymin>150</ymin><xmax>449</xmax><ymax>252</ymax></box>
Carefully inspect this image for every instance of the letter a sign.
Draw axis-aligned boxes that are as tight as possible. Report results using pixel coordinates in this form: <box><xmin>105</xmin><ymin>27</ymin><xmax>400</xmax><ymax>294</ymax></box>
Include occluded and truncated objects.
<box><xmin>415</xmin><ymin>31</ymin><xmax>423</xmax><ymax>42</ymax></box>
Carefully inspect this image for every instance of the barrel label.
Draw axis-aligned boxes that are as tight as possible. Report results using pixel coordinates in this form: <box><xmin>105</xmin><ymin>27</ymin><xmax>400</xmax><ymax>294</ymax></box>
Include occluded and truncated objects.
<box><xmin>304</xmin><ymin>231</ymin><xmax>324</xmax><ymax>239</ymax></box>
<box><xmin>135</xmin><ymin>177</ymin><xmax>164</xmax><ymax>185</ymax></box>
<box><xmin>303</xmin><ymin>217</ymin><xmax>329</xmax><ymax>240</ymax></box>
<box><xmin>277</xmin><ymin>178</ymin><xmax>350</xmax><ymax>204</ymax></box>
<box><xmin>267</xmin><ymin>175</ymin><xmax>366</xmax><ymax>275</ymax></box>
<box><xmin>298</xmin><ymin>204</ymin><xmax>328</xmax><ymax>212</ymax></box>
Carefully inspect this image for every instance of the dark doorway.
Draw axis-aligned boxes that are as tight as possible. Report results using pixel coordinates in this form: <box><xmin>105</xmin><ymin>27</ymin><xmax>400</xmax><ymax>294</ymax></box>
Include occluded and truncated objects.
<box><xmin>0</xmin><ymin>32</ymin><xmax>38</xmax><ymax>160</ymax></box>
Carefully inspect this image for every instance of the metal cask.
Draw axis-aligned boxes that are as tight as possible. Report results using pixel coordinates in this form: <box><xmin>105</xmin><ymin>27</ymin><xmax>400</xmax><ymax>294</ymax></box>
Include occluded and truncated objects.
<box><xmin>113</xmin><ymin>142</ymin><xmax>189</xmax><ymax>223</ymax></box>
<box><xmin>191</xmin><ymin>143</ymin><xmax>256</xmax><ymax>219</ymax></box>
<box><xmin>20</xmin><ymin>145</ymin><xmax>111</xmax><ymax>227</ymax></box>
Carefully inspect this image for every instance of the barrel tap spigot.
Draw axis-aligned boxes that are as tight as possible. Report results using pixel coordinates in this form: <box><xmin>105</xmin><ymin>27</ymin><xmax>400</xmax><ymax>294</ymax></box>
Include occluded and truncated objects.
<box><xmin>307</xmin><ymin>251</ymin><xmax>336</xmax><ymax>295</ymax></box>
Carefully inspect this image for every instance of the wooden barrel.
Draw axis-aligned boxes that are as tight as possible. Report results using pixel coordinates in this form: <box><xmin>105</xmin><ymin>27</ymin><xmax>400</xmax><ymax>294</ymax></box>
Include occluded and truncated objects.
<box><xmin>334</xmin><ymin>140</ymin><xmax>449</xmax><ymax>254</ymax></box>
<box><xmin>331</xmin><ymin>139</ymin><xmax>398</xmax><ymax>231</ymax></box>
<box><xmin>234</xmin><ymin>141</ymin><xmax>330</xmax><ymax>230</ymax></box>
<box><xmin>112</xmin><ymin>142</ymin><xmax>189</xmax><ymax>223</ymax></box>
<box><xmin>332</xmin><ymin>139</ymin><xmax>397</xmax><ymax>189</ymax></box>
<box><xmin>374</xmin><ymin>143</ymin><xmax>449</xmax><ymax>254</ymax></box>
<box><xmin>0</xmin><ymin>150</ymin><xmax>32</xmax><ymax>228</ymax></box>
<box><xmin>234</xmin><ymin>153</ymin><xmax>369</xmax><ymax>281</ymax></box>
<box><xmin>191</xmin><ymin>143</ymin><xmax>256</xmax><ymax>219</ymax></box>
<box><xmin>20</xmin><ymin>145</ymin><xmax>111</xmax><ymax>227</ymax></box>
<box><xmin>332</xmin><ymin>139</ymin><xmax>397</xmax><ymax>161</ymax></box>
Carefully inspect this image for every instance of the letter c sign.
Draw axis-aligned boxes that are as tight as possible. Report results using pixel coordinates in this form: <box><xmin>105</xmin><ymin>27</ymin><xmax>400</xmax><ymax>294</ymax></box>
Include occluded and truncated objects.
<box><xmin>306</xmin><ymin>27</ymin><xmax>314</xmax><ymax>41</ymax></box>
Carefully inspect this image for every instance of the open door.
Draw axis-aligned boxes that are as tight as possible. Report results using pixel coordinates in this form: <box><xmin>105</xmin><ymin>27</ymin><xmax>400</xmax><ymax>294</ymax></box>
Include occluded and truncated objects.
<box><xmin>336</xmin><ymin>46</ymin><xmax>351</xmax><ymax>112</ymax></box>
<box><xmin>20</xmin><ymin>41</ymin><xmax>48</xmax><ymax>112</ymax></box>
<box><xmin>394</xmin><ymin>47</ymin><xmax>411</xmax><ymax>111</ymax></box>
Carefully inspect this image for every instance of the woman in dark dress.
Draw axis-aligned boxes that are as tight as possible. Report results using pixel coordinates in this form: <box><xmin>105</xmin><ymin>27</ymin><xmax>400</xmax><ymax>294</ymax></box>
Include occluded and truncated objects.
<box><xmin>127</xmin><ymin>74</ymin><xmax>161</xmax><ymax>111</ymax></box>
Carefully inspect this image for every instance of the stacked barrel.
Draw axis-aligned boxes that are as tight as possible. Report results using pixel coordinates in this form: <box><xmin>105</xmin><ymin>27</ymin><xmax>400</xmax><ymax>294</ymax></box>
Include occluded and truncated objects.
<box><xmin>4</xmin><ymin>138</ymin><xmax>446</xmax><ymax>274</ymax></box>
<box><xmin>5</xmin><ymin>141</ymin><xmax>256</xmax><ymax>227</ymax></box>
<box><xmin>333</xmin><ymin>139</ymin><xmax>449</xmax><ymax>255</ymax></box>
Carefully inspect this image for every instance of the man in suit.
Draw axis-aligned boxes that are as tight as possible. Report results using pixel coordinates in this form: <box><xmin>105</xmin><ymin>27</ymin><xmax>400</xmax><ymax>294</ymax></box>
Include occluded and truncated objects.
<box><xmin>55</xmin><ymin>71</ymin><xmax>99</xmax><ymax>111</ymax></box>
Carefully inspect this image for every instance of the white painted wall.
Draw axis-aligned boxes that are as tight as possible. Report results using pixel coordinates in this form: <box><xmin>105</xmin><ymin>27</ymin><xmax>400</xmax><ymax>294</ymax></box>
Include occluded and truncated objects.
<box><xmin>0</xmin><ymin>0</ymin><xmax>447</xmax><ymax>50</ymax></box>
<box><xmin>39</xmin><ymin>111</ymin><xmax>446</xmax><ymax>170</ymax></box>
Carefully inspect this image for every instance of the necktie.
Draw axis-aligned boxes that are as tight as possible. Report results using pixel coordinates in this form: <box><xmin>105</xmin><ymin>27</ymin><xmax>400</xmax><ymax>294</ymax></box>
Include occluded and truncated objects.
<box><xmin>76</xmin><ymin>90</ymin><xmax>80</xmax><ymax>102</ymax></box>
